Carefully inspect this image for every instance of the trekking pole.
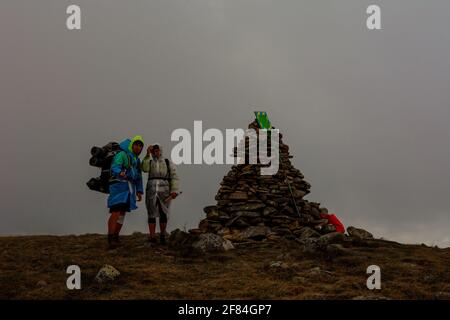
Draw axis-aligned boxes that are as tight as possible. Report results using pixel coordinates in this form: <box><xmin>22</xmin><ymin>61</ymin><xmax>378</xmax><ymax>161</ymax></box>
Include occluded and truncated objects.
<box><xmin>284</xmin><ymin>172</ymin><xmax>302</xmax><ymax>218</ymax></box>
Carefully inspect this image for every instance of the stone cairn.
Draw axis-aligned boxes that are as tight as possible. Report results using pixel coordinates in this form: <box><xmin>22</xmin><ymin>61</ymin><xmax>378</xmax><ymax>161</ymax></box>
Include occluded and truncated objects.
<box><xmin>191</xmin><ymin>119</ymin><xmax>339</xmax><ymax>243</ymax></box>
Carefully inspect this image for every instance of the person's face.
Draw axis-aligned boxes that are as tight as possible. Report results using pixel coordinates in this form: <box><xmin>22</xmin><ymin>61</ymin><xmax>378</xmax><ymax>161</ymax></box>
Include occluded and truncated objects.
<box><xmin>152</xmin><ymin>148</ymin><xmax>161</xmax><ymax>158</ymax></box>
<box><xmin>132</xmin><ymin>142</ymin><xmax>143</xmax><ymax>155</ymax></box>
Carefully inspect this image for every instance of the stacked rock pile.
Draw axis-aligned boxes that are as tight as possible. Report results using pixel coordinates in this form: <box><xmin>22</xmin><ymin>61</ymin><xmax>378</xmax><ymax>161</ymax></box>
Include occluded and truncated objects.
<box><xmin>192</xmin><ymin>119</ymin><xmax>339</xmax><ymax>242</ymax></box>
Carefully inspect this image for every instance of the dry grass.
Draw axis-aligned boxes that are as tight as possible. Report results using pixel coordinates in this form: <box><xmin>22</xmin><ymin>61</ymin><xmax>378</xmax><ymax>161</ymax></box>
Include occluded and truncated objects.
<box><xmin>1</xmin><ymin>234</ymin><xmax>449</xmax><ymax>300</ymax></box>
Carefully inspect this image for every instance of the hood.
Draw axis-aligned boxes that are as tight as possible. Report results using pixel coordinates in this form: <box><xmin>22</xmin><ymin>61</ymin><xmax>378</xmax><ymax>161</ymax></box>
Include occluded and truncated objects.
<box><xmin>151</xmin><ymin>142</ymin><xmax>163</xmax><ymax>156</ymax></box>
<box><xmin>119</xmin><ymin>139</ymin><xmax>131</xmax><ymax>152</ymax></box>
<box><xmin>118</xmin><ymin>135</ymin><xmax>144</xmax><ymax>156</ymax></box>
<box><xmin>129</xmin><ymin>135</ymin><xmax>144</xmax><ymax>153</ymax></box>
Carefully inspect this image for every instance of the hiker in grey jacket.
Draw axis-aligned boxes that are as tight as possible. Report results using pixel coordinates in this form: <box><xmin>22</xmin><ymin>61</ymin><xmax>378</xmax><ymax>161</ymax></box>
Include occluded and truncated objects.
<box><xmin>141</xmin><ymin>144</ymin><xmax>179</xmax><ymax>244</ymax></box>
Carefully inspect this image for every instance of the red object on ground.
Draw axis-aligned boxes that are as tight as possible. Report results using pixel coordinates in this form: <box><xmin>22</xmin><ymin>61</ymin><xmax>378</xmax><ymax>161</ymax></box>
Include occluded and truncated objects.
<box><xmin>320</xmin><ymin>213</ymin><xmax>345</xmax><ymax>233</ymax></box>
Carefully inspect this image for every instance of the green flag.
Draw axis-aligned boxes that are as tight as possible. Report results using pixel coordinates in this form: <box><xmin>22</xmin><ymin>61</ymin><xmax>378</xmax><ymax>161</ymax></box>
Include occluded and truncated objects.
<box><xmin>254</xmin><ymin>111</ymin><xmax>272</xmax><ymax>129</ymax></box>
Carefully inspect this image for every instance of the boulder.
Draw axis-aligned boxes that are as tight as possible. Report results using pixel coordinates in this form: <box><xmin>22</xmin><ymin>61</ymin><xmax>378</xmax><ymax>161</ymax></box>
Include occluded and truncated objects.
<box><xmin>267</xmin><ymin>233</ymin><xmax>281</xmax><ymax>242</ymax></box>
<box><xmin>310</xmin><ymin>207</ymin><xmax>321</xmax><ymax>218</ymax></box>
<box><xmin>203</xmin><ymin>205</ymin><xmax>218</xmax><ymax>215</ymax></box>
<box><xmin>192</xmin><ymin>233</ymin><xmax>233</xmax><ymax>252</ymax></box>
<box><xmin>222</xmin><ymin>239</ymin><xmax>235</xmax><ymax>251</ymax></box>
<box><xmin>240</xmin><ymin>226</ymin><xmax>270</xmax><ymax>241</ymax></box>
<box><xmin>228</xmin><ymin>203</ymin><xmax>265</xmax><ymax>212</ymax></box>
<box><xmin>95</xmin><ymin>265</ymin><xmax>120</xmax><ymax>283</ymax></box>
<box><xmin>230</xmin><ymin>218</ymin><xmax>250</xmax><ymax>228</ymax></box>
<box><xmin>306</xmin><ymin>267</ymin><xmax>334</xmax><ymax>280</ymax></box>
<box><xmin>269</xmin><ymin>261</ymin><xmax>290</xmax><ymax>269</ymax></box>
<box><xmin>293</xmin><ymin>190</ymin><xmax>306</xmax><ymax>198</ymax></box>
<box><xmin>36</xmin><ymin>280</ymin><xmax>48</xmax><ymax>288</ymax></box>
<box><xmin>347</xmin><ymin>226</ymin><xmax>374</xmax><ymax>239</ymax></box>
<box><xmin>188</xmin><ymin>228</ymin><xmax>203</xmax><ymax>235</ymax></box>
<box><xmin>228</xmin><ymin>192</ymin><xmax>248</xmax><ymax>200</ymax></box>
<box><xmin>296</xmin><ymin>227</ymin><xmax>321</xmax><ymax>240</ymax></box>
<box><xmin>297</xmin><ymin>238</ymin><xmax>319</xmax><ymax>254</ymax></box>
<box><xmin>317</xmin><ymin>232</ymin><xmax>345</xmax><ymax>247</ymax></box>
<box><xmin>234</xmin><ymin>211</ymin><xmax>261</xmax><ymax>219</ymax></box>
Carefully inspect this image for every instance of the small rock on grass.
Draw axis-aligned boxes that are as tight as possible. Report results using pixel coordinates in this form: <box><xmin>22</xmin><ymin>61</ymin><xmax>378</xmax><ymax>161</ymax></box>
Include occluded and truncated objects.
<box><xmin>269</xmin><ymin>261</ymin><xmax>290</xmax><ymax>269</ymax></box>
<box><xmin>36</xmin><ymin>280</ymin><xmax>48</xmax><ymax>288</ymax></box>
<box><xmin>95</xmin><ymin>265</ymin><xmax>120</xmax><ymax>283</ymax></box>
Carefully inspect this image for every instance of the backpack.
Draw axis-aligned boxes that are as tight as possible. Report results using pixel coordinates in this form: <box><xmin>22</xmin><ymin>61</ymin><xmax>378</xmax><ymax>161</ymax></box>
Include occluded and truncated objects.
<box><xmin>86</xmin><ymin>141</ymin><xmax>130</xmax><ymax>194</ymax></box>
<box><xmin>319</xmin><ymin>213</ymin><xmax>345</xmax><ymax>233</ymax></box>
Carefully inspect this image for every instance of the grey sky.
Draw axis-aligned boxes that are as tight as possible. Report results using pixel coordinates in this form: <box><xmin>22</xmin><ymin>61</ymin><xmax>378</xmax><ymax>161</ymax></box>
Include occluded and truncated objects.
<box><xmin>1</xmin><ymin>1</ymin><xmax>449</xmax><ymax>247</ymax></box>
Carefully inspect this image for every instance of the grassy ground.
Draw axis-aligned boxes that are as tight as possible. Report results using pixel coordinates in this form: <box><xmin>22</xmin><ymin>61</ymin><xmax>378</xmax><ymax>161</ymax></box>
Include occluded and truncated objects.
<box><xmin>1</xmin><ymin>234</ymin><xmax>450</xmax><ymax>299</ymax></box>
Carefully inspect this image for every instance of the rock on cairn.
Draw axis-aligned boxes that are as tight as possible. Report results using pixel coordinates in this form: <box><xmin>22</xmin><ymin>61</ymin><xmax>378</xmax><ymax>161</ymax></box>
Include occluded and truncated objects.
<box><xmin>193</xmin><ymin>119</ymin><xmax>337</xmax><ymax>242</ymax></box>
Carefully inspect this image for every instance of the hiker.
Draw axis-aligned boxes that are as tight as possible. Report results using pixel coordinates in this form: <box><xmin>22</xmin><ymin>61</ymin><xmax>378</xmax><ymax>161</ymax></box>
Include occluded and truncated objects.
<box><xmin>141</xmin><ymin>143</ymin><xmax>180</xmax><ymax>245</ymax></box>
<box><xmin>315</xmin><ymin>210</ymin><xmax>345</xmax><ymax>233</ymax></box>
<box><xmin>106</xmin><ymin>135</ymin><xmax>144</xmax><ymax>248</ymax></box>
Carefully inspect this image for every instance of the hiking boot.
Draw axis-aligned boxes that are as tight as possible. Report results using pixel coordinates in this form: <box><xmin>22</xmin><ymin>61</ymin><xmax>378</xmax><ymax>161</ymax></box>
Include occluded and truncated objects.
<box><xmin>148</xmin><ymin>236</ymin><xmax>157</xmax><ymax>244</ymax></box>
<box><xmin>113</xmin><ymin>233</ymin><xmax>121</xmax><ymax>243</ymax></box>
<box><xmin>108</xmin><ymin>234</ymin><xmax>114</xmax><ymax>244</ymax></box>
<box><xmin>107</xmin><ymin>234</ymin><xmax>118</xmax><ymax>250</ymax></box>
<box><xmin>160</xmin><ymin>234</ymin><xmax>166</xmax><ymax>245</ymax></box>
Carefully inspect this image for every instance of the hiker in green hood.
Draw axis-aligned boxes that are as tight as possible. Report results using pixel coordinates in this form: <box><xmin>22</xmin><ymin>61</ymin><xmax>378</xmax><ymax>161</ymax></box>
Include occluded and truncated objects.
<box><xmin>107</xmin><ymin>135</ymin><xmax>144</xmax><ymax>248</ymax></box>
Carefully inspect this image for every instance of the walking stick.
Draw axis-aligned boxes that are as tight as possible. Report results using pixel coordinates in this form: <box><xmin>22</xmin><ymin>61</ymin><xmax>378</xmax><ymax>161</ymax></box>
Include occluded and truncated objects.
<box><xmin>284</xmin><ymin>172</ymin><xmax>302</xmax><ymax>218</ymax></box>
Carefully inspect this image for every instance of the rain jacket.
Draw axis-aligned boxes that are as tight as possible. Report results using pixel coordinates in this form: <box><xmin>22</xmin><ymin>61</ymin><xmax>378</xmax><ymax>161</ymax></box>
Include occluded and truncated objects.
<box><xmin>141</xmin><ymin>146</ymin><xmax>179</xmax><ymax>219</ymax></box>
<box><xmin>107</xmin><ymin>136</ymin><xmax>144</xmax><ymax>212</ymax></box>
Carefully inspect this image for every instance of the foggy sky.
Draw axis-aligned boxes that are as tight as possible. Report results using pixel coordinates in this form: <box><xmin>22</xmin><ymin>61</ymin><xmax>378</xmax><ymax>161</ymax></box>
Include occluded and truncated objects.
<box><xmin>1</xmin><ymin>1</ymin><xmax>449</xmax><ymax>247</ymax></box>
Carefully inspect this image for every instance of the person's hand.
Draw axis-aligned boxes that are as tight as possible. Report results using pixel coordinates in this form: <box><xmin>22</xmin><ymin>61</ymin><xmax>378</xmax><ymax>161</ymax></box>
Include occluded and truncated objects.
<box><xmin>137</xmin><ymin>193</ymin><xmax>143</xmax><ymax>202</ymax></box>
<box><xmin>170</xmin><ymin>192</ymin><xmax>178</xmax><ymax>199</ymax></box>
<box><xmin>119</xmin><ymin>171</ymin><xmax>126</xmax><ymax>178</ymax></box>
<box><xmin>146</xmin><ymin>145</ymin><xmax>153</xmax><ymax>156</ymax></box>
